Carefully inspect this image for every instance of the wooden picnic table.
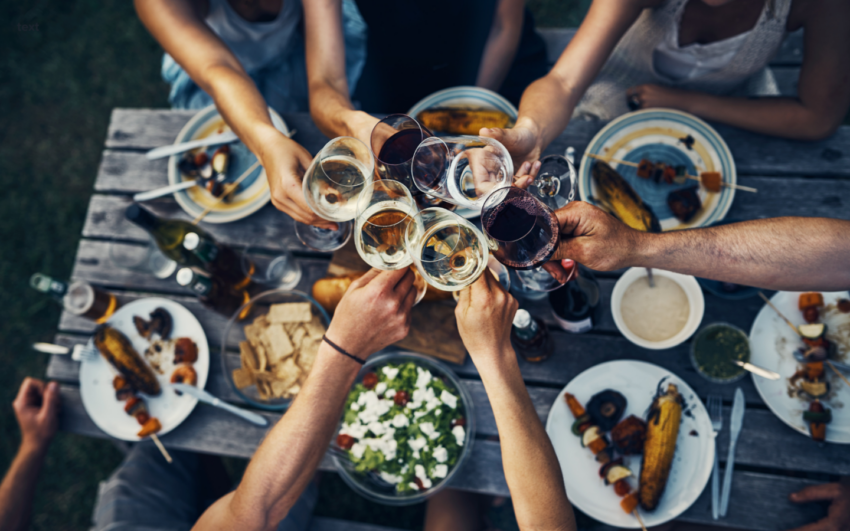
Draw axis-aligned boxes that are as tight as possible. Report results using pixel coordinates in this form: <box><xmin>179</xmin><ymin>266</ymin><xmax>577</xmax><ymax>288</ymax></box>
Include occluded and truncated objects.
<box><xmin>45</xmin><ymin>105</ymin><xmax>850</xmax><ymax>531</ymax></box>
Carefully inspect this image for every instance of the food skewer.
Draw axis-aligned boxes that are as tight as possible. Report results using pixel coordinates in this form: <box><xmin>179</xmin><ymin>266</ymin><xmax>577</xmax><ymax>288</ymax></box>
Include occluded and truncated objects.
<box><xmin>757</xmin><ymin>292</ymin><xmax>850</xmax><ymax>389</ymax></box>
<box><xmin>585</xmin><ymin>153</ymin><xmax>757</xmax><ymax>193</ymax></box>
<box><xmin>632</xmin><ymin>510</ymin><xmax>648</xmax><ymax>531</ymax></box>
<box><xmin>150</xmin><ymin>433</ymin><xmax>172</xmax><ymax>463</ymax></box>
<box><xmin>192</xmin><ymin>159</ymin><xmax>262</xmax><ymax>224</ymax></box>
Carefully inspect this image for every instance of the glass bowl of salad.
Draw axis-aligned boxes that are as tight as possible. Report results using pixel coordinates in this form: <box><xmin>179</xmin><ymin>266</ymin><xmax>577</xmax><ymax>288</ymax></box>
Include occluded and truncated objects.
<box><xmin>333</xmin><ymin>351</ymin><xmax>475</xmax><ymax>505</ymax></box>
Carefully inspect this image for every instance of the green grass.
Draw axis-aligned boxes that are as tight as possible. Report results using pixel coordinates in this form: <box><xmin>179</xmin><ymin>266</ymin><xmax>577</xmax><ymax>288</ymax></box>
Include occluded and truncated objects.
<box><xmin>0</xmin><ymin>1</ymin><xmax>585</xmax><ymax>529</ymax></box>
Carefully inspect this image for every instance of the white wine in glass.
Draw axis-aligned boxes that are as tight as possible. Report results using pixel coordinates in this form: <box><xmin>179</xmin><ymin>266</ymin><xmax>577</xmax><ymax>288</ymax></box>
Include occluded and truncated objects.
<box><xmin>303</xmin><ymin>153</ymin><xmax>373</xmax><ymax>222</ymax></box>
<box><xmin>406</xmin><ymin>208</ymin><xmax>489</xmax><ymax>291</ymax></box>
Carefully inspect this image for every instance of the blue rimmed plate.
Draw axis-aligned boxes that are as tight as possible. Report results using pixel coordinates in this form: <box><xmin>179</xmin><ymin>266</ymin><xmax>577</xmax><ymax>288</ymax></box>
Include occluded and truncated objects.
<box><xmin>407</xmin><ymin>86</ymin><xmax>518</xmax><ymax>122</ymax></box>
<box><xmin>167</xmin><ymin>104</ymin><xmax>290</xmax><ymax>224</ymax></box>
<box><xmin>578</xmin><ymin>109</ymin><xmax>736</xmax><ymax>230</ymax></box>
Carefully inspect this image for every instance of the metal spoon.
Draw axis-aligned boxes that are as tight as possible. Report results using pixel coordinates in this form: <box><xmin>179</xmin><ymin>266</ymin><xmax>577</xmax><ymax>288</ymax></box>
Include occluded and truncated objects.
<box><xmin>646</xmin><ymin>268</ymin><xmax>655</xmax><ymax>288</ymax></box>
<box><xmin>732</xmin><ymin>360</ymin><xmax>780</xmax><ymax>380</ymax></box>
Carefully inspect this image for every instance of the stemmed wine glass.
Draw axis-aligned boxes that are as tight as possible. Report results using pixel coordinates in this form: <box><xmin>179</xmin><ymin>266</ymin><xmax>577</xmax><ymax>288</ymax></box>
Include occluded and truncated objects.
<box><xmin>295</xmin><ymin>137</ymin><xmax>374</xmax><ymax>252</ymax></box>
<box><xmin>481</xmin><ymin>187</ymin><xmax>560</xmax><ymax>276</ymax></box>
<box><xmin>411</xmin><ymin>136</ymin><xmax>513</xmax><ymax>211</ymax></box>
<box><xmin>354</xmin><ymin>179</ymin><xmax>427</xmax><ymax>303</ymax></box>
<box><xmin>404</xmin><ymin>208</ymin><xmax>489</xmax><ymax>292</ymax></box>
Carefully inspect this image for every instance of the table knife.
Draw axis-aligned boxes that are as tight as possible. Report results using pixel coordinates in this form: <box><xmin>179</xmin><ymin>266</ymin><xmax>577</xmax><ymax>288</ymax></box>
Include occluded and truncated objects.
<box><xmin>145</xmin><ymin>131</ymin><xmax>238</xmax><ymax>160</ymax></box>
<box><xmin>170</xmin><ymin>383</ymin><xmax>268</xmax><ymax>426</ymax></box>
<box><xmin>719</xmin><ymin>387</ymin><xmax>746</xmax><ymax>517</ymax></box>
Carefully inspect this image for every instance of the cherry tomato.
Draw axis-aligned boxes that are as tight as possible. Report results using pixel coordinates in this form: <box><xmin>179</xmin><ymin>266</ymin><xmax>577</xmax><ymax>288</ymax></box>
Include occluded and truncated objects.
<box><xmin>613</xmin><ymin>479</ymin><xmax>631</xmax><ymax>497</ymax></box>
<box><xmin>413</xmin><ymin>477</ymin><xmax>425</xmax><ymax>490</ymax></box>
<box><xmin>393</xmin><ymin>390</ymin><xmax>410</xmax><ymax>406</ymax></box>
<box><xmin>336</xmin><ymin>434</ymin><xmax>355</xmax><ymax>450</ymax></box>
<box><xmin>194</xmin><ymin>152</ymin><xmax>209</xmax><ymax>167</ymax></box>
<box><xmin>135</xmin><ymin>411</ymin><xmax>151</xmax><ymax>426</ymax></box>
<box><xmin>363</xmin><ymin>373</ymin><xmax>378</xmax><ymax>390</ymax></box>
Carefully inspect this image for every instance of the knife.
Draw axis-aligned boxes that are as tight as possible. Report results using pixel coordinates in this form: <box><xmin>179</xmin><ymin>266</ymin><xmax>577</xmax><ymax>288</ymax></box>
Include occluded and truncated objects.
<box><xmin>732</xmin><ymin>360</ymin><xmax>781</xmax><ymax>380</ymax></box>
<box><xmin>171</xmin><ymin>383</ymin><xmax>268</xmax><ymax>426</ymax></box>
<box><xmin>145</xmin><ymin>131</ymin><xmax>238</xmax><ymax>160</ymax></box>
<box><xmin>719</xmin><ymin>387</ymin><xmax>745</xmax><ymax>517</ymax></box>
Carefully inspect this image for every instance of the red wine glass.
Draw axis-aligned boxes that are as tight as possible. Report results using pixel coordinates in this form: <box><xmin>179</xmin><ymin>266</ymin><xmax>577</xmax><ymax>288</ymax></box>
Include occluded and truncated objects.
<box><xmin>481</xmin><ymin>187</ymin><xmax>560</xmax><ymax>270</ymax></box>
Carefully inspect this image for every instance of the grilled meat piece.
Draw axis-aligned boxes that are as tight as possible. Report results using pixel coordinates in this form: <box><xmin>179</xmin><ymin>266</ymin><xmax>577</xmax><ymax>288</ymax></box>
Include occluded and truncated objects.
<box><xmin>611</xmin><ymin>415</ymin><xmax>648</xmax><ymax>455</ymax></box>
<box><xmin>667</xmin><ymin>186</ymin><xmax>701</xmax><ymax>223</ymax></box>
<box><xmin>94</xmin><ymin>325</ymin><xmax>161</xmax><ymax>396</ymax></box>
<box><xmin>133</xmin><ymin>307</ymin><xmax>173</xmax><ymax>340</ymax></box>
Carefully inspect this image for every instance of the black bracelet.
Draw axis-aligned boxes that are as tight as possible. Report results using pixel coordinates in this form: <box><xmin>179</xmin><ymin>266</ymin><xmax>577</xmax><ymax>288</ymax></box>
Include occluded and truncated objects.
<box><xmin>322</xmin><ymin>335</ymin><xmax>365</xmax><ymax>365</ymax></box>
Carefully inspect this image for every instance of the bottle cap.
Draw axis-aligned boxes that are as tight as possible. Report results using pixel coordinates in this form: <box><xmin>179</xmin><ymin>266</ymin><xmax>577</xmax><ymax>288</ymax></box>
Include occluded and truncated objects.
<box><xmin>183</xmin><ymin>232</ymin><xmax>200</xmax><ymax>251</ymax></box>
<box><xmin>513</xmin><ymin>309</ymin><xmax>532</xmax><ymax>328</ymax></box>
<box><xmin>175</xmin><ymin>268</ymin><xmax>194</xmax><ymax>286</ymax></box>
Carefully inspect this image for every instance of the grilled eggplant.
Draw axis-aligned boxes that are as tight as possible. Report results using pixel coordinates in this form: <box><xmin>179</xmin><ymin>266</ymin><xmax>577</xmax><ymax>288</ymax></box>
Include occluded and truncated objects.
<box><xmin>592</xmin><ymin>161</ymin><xmax>661</xmax><ymax>233</ymax></box>
<box><xmin>416</xmin><ymin>108</ymin><xmax>513</xmax><ymax>135</ymax></box>
<box><xmin>639</xmin><ymin>383</ymin><xmax>682</xmax><ymax>510</ymax></box>
<box><xmin>94</xmin><ymin>325</ymin><xmax>161</xmax><ymax>396</ymax></box>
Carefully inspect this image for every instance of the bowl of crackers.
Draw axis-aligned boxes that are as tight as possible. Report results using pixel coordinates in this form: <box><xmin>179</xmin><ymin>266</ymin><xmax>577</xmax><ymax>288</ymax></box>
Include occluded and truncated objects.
<box><xmin>222</xmin><ymin>289</ymin><xmax>330</xmax><ymax>411</ymax></box>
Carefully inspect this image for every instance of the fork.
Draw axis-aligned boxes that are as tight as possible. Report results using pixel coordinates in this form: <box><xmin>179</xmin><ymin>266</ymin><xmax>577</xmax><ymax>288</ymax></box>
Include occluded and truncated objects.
<box><xmin>32</xmin><ymin>342</ymin><xmax>98</xmax><ymax>362</ymax></box>
<box><xmin>708</xmin><ymin>395</ymin><xmax>723</xmax><ymax>520</ymax></box>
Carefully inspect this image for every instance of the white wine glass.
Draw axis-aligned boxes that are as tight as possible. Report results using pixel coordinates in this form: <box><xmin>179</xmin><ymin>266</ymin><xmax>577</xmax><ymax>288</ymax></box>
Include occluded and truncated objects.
<box><xmin>411</xmin><ymin>136</ymin><xmax>513</xmax><ymax>211</ymax></box>
<box><xmin>405</xmin><ymin>208</ymin><xmax>489</xmax><ymax>292</ymax></box>
<box><xmin>526</xmin><ymin>154</ymin><xmax>577</xmax><ymax>210</ymax></box>
<box><xmin>295</xmin><ymin>136</ymin><xmax>374</xmax><ymax>252</ymax></box>
<box><xmin>354</xmin><ymin>180</ymin><xmax>427</xmax><ymax>303</ymax></box>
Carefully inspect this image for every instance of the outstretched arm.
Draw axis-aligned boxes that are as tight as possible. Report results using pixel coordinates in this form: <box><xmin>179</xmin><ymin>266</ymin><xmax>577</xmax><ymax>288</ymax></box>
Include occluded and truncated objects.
<box><xmin>628</xmin><ymin>0</ymin><xmax>850</xmax><ymax>141</ymax></box>
<box><xmin>134</xmin><ymin>0</ymin><xmax>325</xmax><ymax>227</ymax></box>
<box><xmin>552</xmin><ymin>201</ymin><xmax>850</xmax><ymax>291</ymax></box>
<box><xmin>0</xmin><ymin>379</ymin><xmax>60</xmax><ymax>531</ymax></box>
<box><xmin>456</xmin><ymin>273</ymin><xmax>576</xmax><ymax>531</ymax></box>
<box><xmin>303</xmin><ymin>0</ymin><xmax>378</xmax><ymax>148</ymax></box>
<box><xmin>476</xmin><ymin>0</ymin><xmax>526</xmax><ymax>92</ymax></box>
<box><xmin>194</xmin><ymin>268</ymin><xmax>417</xmax><ymax>531</ymax></box>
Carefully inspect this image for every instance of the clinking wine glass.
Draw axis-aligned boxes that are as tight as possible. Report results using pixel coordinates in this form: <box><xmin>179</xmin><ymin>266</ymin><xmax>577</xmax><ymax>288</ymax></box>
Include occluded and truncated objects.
<box><xmin>405</xmin><ymin>208</ymin><xmax>489</xmax><ymax>292</ymax></box>
<box><xmin>411</xmin><ymin>136</ymin><xmax>513</xmax><ymax>211</ymax></box>
<box><xmin>295</xmin><ymin>136</ymin><xmax>375</xmax><ymax>251</ymax></box>
<box><xmin>526</xmin><ymin>154</ymin><xmax>578</xmax><ymax>211</ymax></box>
<box><xmin>354</xmin><ymin>180</ymin><xmax>427</xmax><ymax>304</ymax></box>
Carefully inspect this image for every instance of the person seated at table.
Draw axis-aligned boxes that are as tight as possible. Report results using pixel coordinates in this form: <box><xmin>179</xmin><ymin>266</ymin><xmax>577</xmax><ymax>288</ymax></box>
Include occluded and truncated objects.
<box><xmin>546</xmin><ymin>201</ymin><xmax>850</xmax><ymax>291</ymax></box>
<box><xmin>134</xmin><ymin>0</ymin><xmax>367</xmax><ymax>227</ymax></box>
<box><xmin>484</xmin><ymin>0</ymin><xmax>850</xmax><ymax>167</ymax></box>
<box><xmin>302</xmin><ymin>0</ymin><xmax>548</xmax><ymax>148</ymax></box>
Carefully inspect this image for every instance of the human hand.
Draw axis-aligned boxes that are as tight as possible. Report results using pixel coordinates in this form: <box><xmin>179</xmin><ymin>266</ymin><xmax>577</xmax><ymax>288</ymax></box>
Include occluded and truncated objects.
<box><xmin>455</xmin><ymin>268</ymin><xmax>518</xmax><ymax>357</ymax></box>
<box><xmin>480</xmin><ymin>121</ymin><xmax>541</xmax><ymax>168</ymax></box>
<box><xmin>325</xmin><ymin>268</ymin><xmax>416</xmax><ymax>359</ymax></box>
<box><xmin>549</xmin><ymin>201</ymin><xmax>642</xmax><ymax>271</ymax></box>
<box><xmin>626</xmin><ymin>84</ymin><xmax>693</xmax><ymax>112</ymax></box>
<box><xmin>350</xmin><ymin>111</ymin><xmax>381</xmax><ymax>155</ymax></box>
<box><xmin>786</xmin><ymin>479</ymin><xmax>850</xmax><ymax>531</ymax></box>
<box><xmin>263</xmin><ymin>135</ymin><xmax>337</xmax><ymax>229</ymax></box>
<box><xmin>13</xmin><ymin>378</ymin><xmax>60</xmax><ymax>452</ymax></box>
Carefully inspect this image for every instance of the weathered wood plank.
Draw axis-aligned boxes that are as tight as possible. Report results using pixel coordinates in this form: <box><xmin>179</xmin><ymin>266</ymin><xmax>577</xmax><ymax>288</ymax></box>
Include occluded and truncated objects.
<box><xmin>538</xmin><ymin>28</ymin><xmax>803</xmax><ymax>67</ymax></box>
<box><xmin>309</xmin><ymin>518</ymin><xmax>409</xmax><ymax>531</ymax></box>
<box><xmin>56</xmin><ymin>382</ymin><xmax>823</xmax><ymax>531</ymax></box>
<box><xmin>71</xmin><ymin>239</ymin><xmax>329</xmax><ymax>295</ymax></box>
<box><xmin>81</xmin><ymin>194</ymin><xmax>315</xmax><ymax>253</ymax></box>
<box><xmin>95</xmin><ymin>150</ymin><xmax>169</xmax><ymax>193</ymax></box>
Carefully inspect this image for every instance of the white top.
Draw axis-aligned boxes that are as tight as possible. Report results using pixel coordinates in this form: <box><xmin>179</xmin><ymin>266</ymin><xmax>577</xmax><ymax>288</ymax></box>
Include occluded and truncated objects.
<box><xmin>654</xmin><ymin>28</ymin><xmax>752</xmax><ymax>81</ymax></box>
<box><xmin>204</xmin><ymin>0</ymin><xmax>302</xmax><ymax>74</ymax></box>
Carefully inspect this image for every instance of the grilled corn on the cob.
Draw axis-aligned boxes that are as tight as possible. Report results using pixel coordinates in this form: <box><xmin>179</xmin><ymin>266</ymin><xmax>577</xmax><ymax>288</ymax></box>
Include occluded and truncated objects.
<box><xmin>638</xmin><ymin>383</ymin><xmax>682</xmax><ymax>510</ymax></box>
<box><xmin>416</xmin><ymin>108</ymin><xmax>513</xmax><ymax>135</ymax></box>
<box><xmin>592</xmin><ymin>161</ymin><xmax>661</xmax><ymax>233</ymax></box>
<box><xmin>94</xmin><ymin>325</ymin><xmax>161</xmax><ymax>396</ymax></box>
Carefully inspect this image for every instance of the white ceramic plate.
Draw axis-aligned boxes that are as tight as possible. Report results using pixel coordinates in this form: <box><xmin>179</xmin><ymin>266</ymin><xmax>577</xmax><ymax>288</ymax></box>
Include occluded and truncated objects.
<box><xmin>749</xmin><ymin>291</ymin><xmax>850</xmax><ymax>443</ymax></box>
<box><xmin>611</xmin><ymin>267</ymin><xmax>705</xmax><ymax>350</ymax></box>
<box><xmin>407</xmin><ymin>87</ymin><xmax>518</xmax><ymax>219</ymax></box>
<box><xmin>579</xmin><ymin>109</ymin><xmax>736</xmax><ymax>230</ymax></box>
<box><xmin>546</xmin><ymin>360</ymin><xmax>714</xmax><ymax>528</ymax></box>
<box><xmin>167</xmin><ymin>104</ymin><xmax>289</xmax><ymax>224</ymax></box>
<box><xmin>80</xmin><ymin>298</ymin><xmax>210</xmax><ymax>441</ymax></box>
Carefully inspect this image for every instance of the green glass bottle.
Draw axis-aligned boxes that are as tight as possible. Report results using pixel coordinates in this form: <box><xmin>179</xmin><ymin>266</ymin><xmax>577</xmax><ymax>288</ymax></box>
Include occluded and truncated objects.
<box><xmin>182</xmin><ymin>232</ymin><xmax>254</xmax><ymax>291</ymax></box>
<box><xmin>175</xmin><ymin>268</ymin><xmax>249</xmax><ymax>319</ymax></box>
<box><xmin>124</xmin><ymin>204</ymin><xmax>207</xmax><ymax>267</ymax></box>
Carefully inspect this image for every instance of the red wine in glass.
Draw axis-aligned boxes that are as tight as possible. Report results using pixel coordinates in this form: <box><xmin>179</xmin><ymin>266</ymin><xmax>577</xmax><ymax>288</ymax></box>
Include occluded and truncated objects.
<box><xmin>482</xmin><ymin>187</ymin><xmax>560</xmax><ymax>270</ymax></box>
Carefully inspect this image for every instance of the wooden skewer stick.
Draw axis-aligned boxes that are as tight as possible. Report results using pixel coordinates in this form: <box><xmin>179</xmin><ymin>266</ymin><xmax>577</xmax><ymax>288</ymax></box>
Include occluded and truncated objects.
<box><xmin>757</xmin><ymin>291</ymin><xmax>850</xmax><ymax>388</ymax></box>
<box><xmin>584</xmin><ymin>153</ymin><xmax>757</xmax><ymax>193</ymax></box>
<box><xmin>150</xmin><ymin>433</ymin><xmax>173</xmax><ymax>464</ymax></box>
<box><xmin>192</xmin><ymin>159</ymin><xmax>262</xmax><ymax>224</ymax></box>
<box><xmin>632</xmin><ymin>510</ymin><xmax>648</xmax><ymax>531</ymax></box>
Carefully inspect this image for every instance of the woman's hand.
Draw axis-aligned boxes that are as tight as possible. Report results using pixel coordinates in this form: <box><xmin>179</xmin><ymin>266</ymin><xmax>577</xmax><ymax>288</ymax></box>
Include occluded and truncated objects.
<box><xmin>455</xmin><ymin>269</ymin><xmax>518</xmax><ymax>358</ymax></box>
<box><xmin>13</xmin><ymin>378</ymin><xmax>60</xmax><ymax>453</ymax></box>
<box><xmin>626</xmin><ymin>84</ymin><xmax>694</xmax><ymax>112</ymax></box>
<box><xmin>262</xmin><ymin>134</ymin><xmax>337</xmax><ymax>229</ymax></box>
<box><xmin>325</xmin><ymin>268</ymin><xmax>417</xmax><ymax>359</ymax></box>
<box><xmin>480</xmin><ymin>121</ymin><xmax>542</xmax><ymax>169</ymax></box>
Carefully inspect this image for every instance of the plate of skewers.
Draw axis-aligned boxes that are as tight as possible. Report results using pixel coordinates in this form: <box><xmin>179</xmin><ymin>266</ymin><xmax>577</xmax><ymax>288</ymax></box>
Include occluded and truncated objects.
<box><xmin>578</xmin><ymin>109</ymin><xmax>745</xmax><ymax>232</ymax></box>
<box><xmin>545</xmin><ymin>360</ymin><xmax>714</xmax><ymax>528</ymax></box>
<box><xmin>79</xmin><ymin>298</ymin><xmax>209</xmax><ymax>441</ymax></box>
<box><xmin>167</xmin><ymin>104</ymin><xmax>290</xmax><ymax>224</ymax></box>
<box><xmin>749</xmin><ymin>291</ymin><xmax>850</xmax><ymax>443</ymax></box>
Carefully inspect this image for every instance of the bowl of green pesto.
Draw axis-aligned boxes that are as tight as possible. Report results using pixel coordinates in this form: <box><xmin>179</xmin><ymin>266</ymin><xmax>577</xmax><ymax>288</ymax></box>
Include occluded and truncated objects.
<box><xmin>333</xmin><ymin>352</ymin><xmax>474</xmax><ymax>505</ymax></box>
<box><xmin>690</xmin><ymin>323</ymin><xmax>751</xmax><ymax>383</ymax></box>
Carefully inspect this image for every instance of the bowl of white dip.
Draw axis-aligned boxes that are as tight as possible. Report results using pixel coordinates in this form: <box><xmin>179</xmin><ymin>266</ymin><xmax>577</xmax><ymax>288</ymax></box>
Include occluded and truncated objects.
<box><xmin>611</xmin><ymin>268</ymin><xmax>704</xmax><ymax>350</ymax></box>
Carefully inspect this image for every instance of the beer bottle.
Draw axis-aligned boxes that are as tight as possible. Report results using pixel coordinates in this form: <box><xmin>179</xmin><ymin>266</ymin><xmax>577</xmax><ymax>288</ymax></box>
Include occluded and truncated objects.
<box><xmin>30</xmin><ymin>273</ymin><xmax>119</xmax><ymax>323</ymax></box>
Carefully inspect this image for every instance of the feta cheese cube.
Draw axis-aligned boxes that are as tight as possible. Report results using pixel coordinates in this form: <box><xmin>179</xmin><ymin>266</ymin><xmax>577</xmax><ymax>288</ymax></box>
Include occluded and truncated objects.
<box><xmin>452</xmin><ymin>425</ymin><xmax>465</xmax><ymax>446</ymax></box>
<box><xmin>433</xmin><ymin>446</ymin><xmax>448</xmax><ymax>463</ymax></box>
<box><xmin>382</xmin><ymin>366</ymin><xmax>399</xmax><ymax>380</ymax></box>
<box><xmin>351</xmin><ymin>442</ymin><xmax>366</xmax><ymax>459</ymax></box>
<box><xmin>433</xmin><ymin>464</ymin><xmax>448</xmax><ymax>479</ymax></box>
<box><xmin>392</xmin><ymin>414</ymin><xmax>409</xmax><ymax>428</ymax></box>
<box><xmin>440</xmin><ymin>390</ymin><xmax>458</xmax><ymax>409</ymax></box>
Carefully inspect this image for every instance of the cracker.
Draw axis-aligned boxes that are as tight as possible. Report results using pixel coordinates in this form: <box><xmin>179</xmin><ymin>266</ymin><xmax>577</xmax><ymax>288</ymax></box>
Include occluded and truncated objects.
<box><xmin>268</xmin><ymin>302</ymin><xmax>312</xmax><ymax>324</ymax></box>
<box><xmin>254</xmin><ymin>343</ymin><xmax>268</xmax><ymax>372</ymax></box>
<box><xmin>272</xmin><ymin>358</ymin><xmax>300</xmax><ymax>396</ymax></box>
<box><xmin>239</xmin><ymin>341</ymin><xmax>259</xmax><ymax>372</ymax></box>
<box><xmin>232</xmin><ymin>367</ymin><xmax>255</xmax><ymax>389</ymax></box>
<box><xmin>286</xmin><ymin>384</ymin><xmax>301</xmax><ymax>398</ymax></box>
<box><xmin>256</xmin><ymin>377</ymin><xmax>272</xmax><ymax>400</ymax></box>
<box><xmin>290</xmin><ymin>327</ymin><xmax>307</xmax><ymax>350</ymax></box>
<box><xmin>303</xmin><ymin>315</ymin><xmax>326</xmax><ymax>340</ymax></box>
<box><xmin>263</xmin><ymin>323</ymin><xmax>294</xmax><ymax>365</ymax></box>
<box><xmin>297</xmin><ymin>338</ymin><xmax>320</xmax><ymax>372</ymax></box>
<box><xmin>244</xmin><ymin>321</ymin><xmax>265</xmax><ymax>349</ymax></box>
